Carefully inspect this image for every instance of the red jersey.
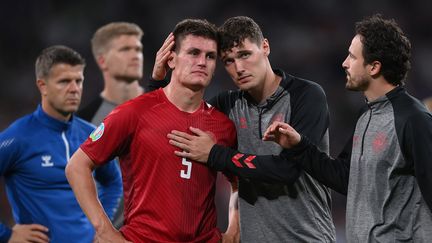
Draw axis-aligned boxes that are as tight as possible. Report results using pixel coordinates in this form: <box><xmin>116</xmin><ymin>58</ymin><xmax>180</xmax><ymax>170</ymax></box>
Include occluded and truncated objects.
<box><xmin>81</xmin><ymin>88</ymin><xmax>237</xmax><ymax>243</ymax></box>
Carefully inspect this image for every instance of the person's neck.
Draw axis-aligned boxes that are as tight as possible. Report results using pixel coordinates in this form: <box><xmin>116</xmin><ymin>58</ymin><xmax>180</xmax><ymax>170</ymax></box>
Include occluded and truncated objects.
<box><xmin>364</xmin><ymin>78</ymin><xmax>397</xmax><ymax>102</ymax></box>
<box><xmin>101</xmin><ymin>76</ymin><xmax>143</xmax><ymax>105</ymax></box>
<box><xmin>163</xmin><ymin>81</ymin><xmax>204</xmax><ymax>113</ymax></box>
<box><xmin>41</xmin><ymin>101</ymin><xmax>71</xmax><ymax>122</ymax></box>
<box><xmin>248</xmin><ymin>68</ymin><xmax>281</xmax><ymax>104</ymax></box>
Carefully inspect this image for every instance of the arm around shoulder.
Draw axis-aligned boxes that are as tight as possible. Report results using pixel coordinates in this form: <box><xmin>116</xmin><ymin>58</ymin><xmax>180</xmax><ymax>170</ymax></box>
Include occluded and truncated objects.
<box><xmin>208</xmin><ymin>144</ymin><xmax>301</xmax><ymax>185</ymax></box>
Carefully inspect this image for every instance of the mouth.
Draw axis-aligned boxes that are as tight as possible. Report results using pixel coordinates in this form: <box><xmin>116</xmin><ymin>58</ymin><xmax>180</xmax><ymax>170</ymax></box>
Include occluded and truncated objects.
<box><xmin>237</xmin><ymin>75</ymin><xmax>252</xmax><ymax>83</ymax></box>
<box><xmin>66</xmin><ymin>98</ymin><xmax>80</xmax><ymax>103</ymax></box>
<box><xmin>192</xmin><ymin>71</ymin><xmax>208</xmax><ymax>77</ymax></box>
<box><xmin>128</xmin><ymin>63</ymin><xmax>142</xmax><ymax>68</ymax></box>
<box><xmin>344</xmin><ymin>71</ymin><xmax>350</xmax><ymax>80</ymax></box>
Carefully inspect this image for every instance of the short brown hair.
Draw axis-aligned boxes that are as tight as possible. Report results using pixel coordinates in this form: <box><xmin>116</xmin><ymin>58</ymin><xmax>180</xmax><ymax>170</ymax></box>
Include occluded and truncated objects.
<box><xmin>91</xmin><ymin>22</ymin><xmax>143</xmax><ymax>59</ymax></box>
<box><xmin>355</xmin><ymin>14</ymin><xmax>411</xmax><ymax>86</ymax></box>
<box><xmin>172</xmin><ymin>19</ymin><xmax>218</xmax><ymax>53</ymax></box>
<box><xmin>218</xmin><ymin>16</ymin><xmax>264</xmax><ymax>55</ymax></box>
<box><xmin>35</xmin><ymin>45</ymin><xmax>85</xmax><ymax>79</ymax></box>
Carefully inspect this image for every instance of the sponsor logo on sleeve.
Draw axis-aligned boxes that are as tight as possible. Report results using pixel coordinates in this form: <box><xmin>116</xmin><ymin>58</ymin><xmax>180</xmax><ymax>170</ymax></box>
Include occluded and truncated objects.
<box><xmin>90</xmin><ymin>123</ymin><xmax>105</xmax><ymax>142</ymax></box>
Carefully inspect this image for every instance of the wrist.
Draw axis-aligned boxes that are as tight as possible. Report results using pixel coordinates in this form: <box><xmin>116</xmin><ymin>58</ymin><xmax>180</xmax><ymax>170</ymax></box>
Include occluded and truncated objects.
<box><xmin>93</xmin><ymin>217</ymin><xmax>114</xmax><ymax>235</ymax></box>
<box><xmin>208</xmin><ymin>144</ymin><xmax>222</xmax><ymax>169</ymax></box>
<box><xmin>150</xmin><ymin>75</ymin><xmax>164</xmax><ymax>81</ymax></box>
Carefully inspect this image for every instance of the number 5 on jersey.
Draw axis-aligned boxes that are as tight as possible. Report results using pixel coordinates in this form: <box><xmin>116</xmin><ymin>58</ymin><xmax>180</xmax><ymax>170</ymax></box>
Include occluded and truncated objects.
<box><xmin>180</xmin><ymin>157</ymin><xmax>192</xmax><ymax>179</ymax></box>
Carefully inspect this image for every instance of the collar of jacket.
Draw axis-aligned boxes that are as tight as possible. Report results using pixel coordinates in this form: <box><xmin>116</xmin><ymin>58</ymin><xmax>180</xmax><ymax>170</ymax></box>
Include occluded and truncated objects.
<box><xmin>34</xmin><ymin>105</ymin><xmax>73</xmax><ymax>132</ymax></box>
<box><xmin>365</xmin><ymin>85</ymin><xmax>405</xmax><ymax>109</ymax></box>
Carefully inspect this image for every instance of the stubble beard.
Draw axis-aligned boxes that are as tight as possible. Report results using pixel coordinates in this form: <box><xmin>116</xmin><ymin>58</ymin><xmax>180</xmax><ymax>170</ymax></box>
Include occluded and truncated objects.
<box><xmin>345</xmin><ymin>73</ymin><xmax>370</xmax><ymax>92</ymax></box>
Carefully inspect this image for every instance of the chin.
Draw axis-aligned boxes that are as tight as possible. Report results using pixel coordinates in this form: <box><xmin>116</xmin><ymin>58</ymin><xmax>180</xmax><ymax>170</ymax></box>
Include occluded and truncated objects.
<box><xmin>187</xmin><ymin>78</ymin><xmax>209</xmax><ymax>87</ymax></box>
<box><xmin>237</xmin><ymin>83</ymin><xmax>254</xmax><ymax>91</ymax></box>
<box><xmin>65</xmin><ymin>105</ymin><xmax>80</xmax><ymax>113</ymax></box>
<box><xmin>184</xmin><ymin>82</ymin><xmax>207</xmax><ymax>91</ymax></box>
<box><xmin>118</xmin><ymin>74</ymin><xmax>142</xmax><ymax>82</ymax></box>
<box><xmin>345</xmin><ymin>83</ymin><xmax>356</xmax><ymax>91</ymax></box>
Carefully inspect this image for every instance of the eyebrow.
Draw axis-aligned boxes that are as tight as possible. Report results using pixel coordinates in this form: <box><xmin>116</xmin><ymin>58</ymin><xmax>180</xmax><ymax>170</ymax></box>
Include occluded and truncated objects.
<box><xmin>221</xmin><ymin>49</ymin><xmax>250</xmax><ymax>60</ymax></box>
<box><xmin>187</xmin><ymin>47</ymin><xmax>216</xmax><ymax>55</ymax></box>
<box><xmin>236</xmin><ymin>50</ymin><xmax>251</xmax><ymax>55</ymax></box>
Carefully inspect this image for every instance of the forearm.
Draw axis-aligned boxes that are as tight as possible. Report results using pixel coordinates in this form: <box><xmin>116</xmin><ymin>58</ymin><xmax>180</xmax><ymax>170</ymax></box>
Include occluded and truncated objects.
<box><xmin>147</xmin><ymin>77</ymin><xmax>169</xmax><ymax>92</ymax></box>
<box><xmin>65</xmin><ymin>150</ymin><xmax>114</xmax><ymax>233</ymax></box>
<box><xmin>208</xmin><ymin>145</ymin><xmax>301</xmax><ymax>185</ymax></box>
<box><xmin>226</xmin><ymin>191</ymin><xmax>239</xmax><ymax>234</ymax></box>
<box><xmin>287</xmin><ymin>136</ymin><xmax>350</xmax><ymax>195</ymax></box>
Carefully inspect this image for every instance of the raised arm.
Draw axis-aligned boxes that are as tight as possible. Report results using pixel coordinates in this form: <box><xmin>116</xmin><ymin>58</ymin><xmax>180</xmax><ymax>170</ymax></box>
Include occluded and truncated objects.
<box><xmin>148</xmin><ymin>33</ymin><xmax>174</xmax><ymax>92</ymax></box>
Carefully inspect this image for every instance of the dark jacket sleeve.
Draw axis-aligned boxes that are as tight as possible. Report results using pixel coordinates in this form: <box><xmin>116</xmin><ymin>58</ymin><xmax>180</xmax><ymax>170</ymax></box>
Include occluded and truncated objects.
<box><xmin>288</xmin><ymin>81</ymin><xmax>329</xmax><ymax>146</ymax></box>
<box><xmin>286</xmin><ymin>135</ymin><xmax>352</xmax><ymax>195</ymax></box>
<box><xmin>206</xmin><ymin>88</ymin><xmax>303</xmax><ymax>184</ymax></box>
<box><xmin>208</xmin><ymin>144</ymin><xmax>301</xmax><ymax>185</ymax></box>
<box><xmin>403</xmin><ymin>112</ymin><xmax>432</xmax><ymax>211</ymax></box>
<box><xmin>147</xmin><ymin>77</ymin><xmax>169</xmax><ymax>92</ymax></box>
<box><xmin>207</xmin><ymin>90</ymin><xmax>233</xmax><ymax>115</ymax></box>
<box><xmin>285</xmin><ymin>82</ymin><xmax>352</xmax><ymax>194</ymax></box>
<box><xmin>207</xmin><ymin>82</ymin><xmax>333</xmax><ymax>185</ymax></box>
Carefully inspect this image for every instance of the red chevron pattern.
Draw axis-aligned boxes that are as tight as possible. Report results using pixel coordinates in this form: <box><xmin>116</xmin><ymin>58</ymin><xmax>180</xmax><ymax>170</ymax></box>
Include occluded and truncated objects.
<box><xmin>231</xmin><ymin>153</ymin><xmax>244</xmax><ymax>167</ymax></box>
<box><xmin>244</xmin><ymin>155</ymin><xmax>256</xmax><ymax>169</ymax></box>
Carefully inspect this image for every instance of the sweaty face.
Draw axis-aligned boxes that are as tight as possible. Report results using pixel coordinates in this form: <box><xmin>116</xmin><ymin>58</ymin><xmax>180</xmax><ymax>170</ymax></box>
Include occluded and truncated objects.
<box><xmin>40</xmin><ymin>63</ymin><xmax>84</xmax><ymax>120</ymax></box>
<box><xmin>220</xmin><ymin>38</ymin><xmax>269</xmax><ymax>92</ymax></box>
<box><xmin>342</xmin><ymin>35</ymin><xmax>371</xmax><ymax>91</ymax></box>
<box><xmin>170</xmin><ymin>35</ymin><xmax>217</xmax><ymax>90</ymax></box>
<box><xmin>103</xmin><ymin>35</ymin><xmax>143</xmax><ymax>82</ymax></box>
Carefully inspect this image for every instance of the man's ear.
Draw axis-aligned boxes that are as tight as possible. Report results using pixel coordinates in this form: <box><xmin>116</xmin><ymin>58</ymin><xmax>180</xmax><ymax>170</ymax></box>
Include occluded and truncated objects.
<box><xmin>167</xmin><ymin>52</ymin><xmax>176</xmax><ymax>69</ymax></box>
<box><xmin>262</xmin><ymin>38</ymin><xmax>270</xmax><ymax>56</ymax></box>
<box><xmin>369</xmin><ymin>61</ymin><xmax>381</xmax><ymax>76</ymax></box>
<box><xmin>36</xmin><ymin>79</ymin><xmax>48</xmax><ymax>96</ymax></box>
<box><xmin>97</xmin><ymin>55</ymin><xmax>106</xmax><ymax>70</ymax></box>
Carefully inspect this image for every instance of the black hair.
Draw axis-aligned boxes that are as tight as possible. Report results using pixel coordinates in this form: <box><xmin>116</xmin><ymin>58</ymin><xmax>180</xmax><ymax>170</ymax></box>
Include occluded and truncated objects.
<box><xmin>355</xmin><ymin>14</ymin><xmax>411</xmax><ymax>85</ymax></box>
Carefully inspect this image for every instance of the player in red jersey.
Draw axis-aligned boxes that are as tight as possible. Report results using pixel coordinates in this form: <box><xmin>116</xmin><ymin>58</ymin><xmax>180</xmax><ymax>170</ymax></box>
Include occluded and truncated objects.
<box><xmin>65</xmin><ymin>19</ymin><xmax>237</xmax><ymax>243</ymax></box>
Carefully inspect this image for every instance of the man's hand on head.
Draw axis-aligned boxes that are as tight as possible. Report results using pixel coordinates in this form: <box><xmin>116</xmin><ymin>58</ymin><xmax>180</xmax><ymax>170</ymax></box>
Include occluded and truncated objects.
<box><xmin>152</xmin><ymin>33</ymin><xmax>174</xmax><ymax>80</ymax></box>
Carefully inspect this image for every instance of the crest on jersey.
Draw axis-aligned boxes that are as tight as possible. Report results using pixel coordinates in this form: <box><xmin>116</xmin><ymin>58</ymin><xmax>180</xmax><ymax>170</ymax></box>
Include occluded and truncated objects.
<box><xmin>90</xmin><ymin>123</ymin><xmax>105</xmax><ymax>142</ymax></box>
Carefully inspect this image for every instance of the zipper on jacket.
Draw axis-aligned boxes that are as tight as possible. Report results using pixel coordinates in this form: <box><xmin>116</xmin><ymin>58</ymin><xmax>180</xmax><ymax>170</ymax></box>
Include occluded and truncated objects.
<box><xmin>258</xmin><ymin>107</ymin><xmax>263</xmax><ymax>138</ymax></box>
<box><xmin>360</xmin><ymin>106</ymin><xmax>373</xmax><ymax>156</ymax></box>
<box><xmin>61</xmin><ymin>131</ymin><xmax>71</xmax><ymax>161</ymax></box>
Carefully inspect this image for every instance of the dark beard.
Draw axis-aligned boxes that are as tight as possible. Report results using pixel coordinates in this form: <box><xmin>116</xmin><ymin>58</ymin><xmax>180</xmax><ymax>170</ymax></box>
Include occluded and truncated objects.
<box><xmin>345</xmin><ymin>76</ymin><xmax>369</xmax><ymax>91</ymax></box>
